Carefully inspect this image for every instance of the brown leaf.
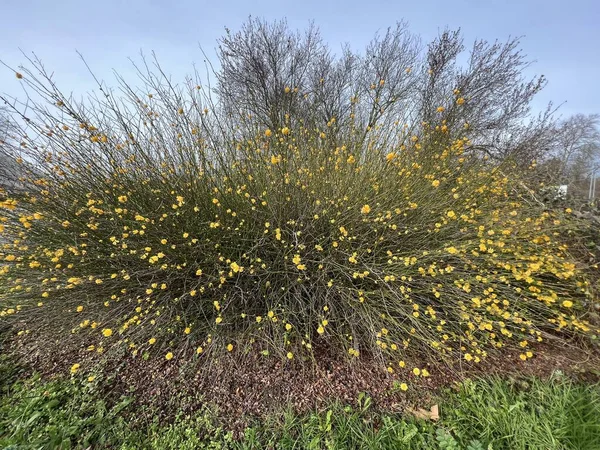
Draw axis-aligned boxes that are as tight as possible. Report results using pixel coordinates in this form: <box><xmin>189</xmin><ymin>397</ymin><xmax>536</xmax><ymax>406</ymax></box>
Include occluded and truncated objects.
<box><xmin>407</xmin><ymin>404</ymin><xmax>439</xmax><ymax>421</ymax></box>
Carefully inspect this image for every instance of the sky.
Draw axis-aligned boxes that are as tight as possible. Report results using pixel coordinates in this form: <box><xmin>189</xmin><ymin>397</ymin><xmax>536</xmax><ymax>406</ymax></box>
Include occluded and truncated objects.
<box><xmin>1</xmin><ymin>0</ymin><xmax>599</xmax><ymax>118</ymax></box>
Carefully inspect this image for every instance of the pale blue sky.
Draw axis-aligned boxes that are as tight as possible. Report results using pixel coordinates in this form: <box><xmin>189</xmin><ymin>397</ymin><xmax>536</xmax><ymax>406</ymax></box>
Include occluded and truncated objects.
<box><xmin>1</xmin><ymin>0</ymin><xmax>598</xmax><ymax>117</ymax></box>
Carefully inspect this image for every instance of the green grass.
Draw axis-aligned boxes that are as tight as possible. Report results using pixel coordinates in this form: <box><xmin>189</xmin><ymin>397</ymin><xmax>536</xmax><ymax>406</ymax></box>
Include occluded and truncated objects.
<box><xmin>1</xmin><ymin>354</ymin><xmax>598</xmax><ymax>450</ymax></box>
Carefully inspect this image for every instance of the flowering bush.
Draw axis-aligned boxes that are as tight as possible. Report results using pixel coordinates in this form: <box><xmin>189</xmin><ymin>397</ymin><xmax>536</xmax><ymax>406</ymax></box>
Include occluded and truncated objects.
<box><xmin>0</xmin><ymin>56</ymin><xmax>596</xmax><ymax>377</ymax></box>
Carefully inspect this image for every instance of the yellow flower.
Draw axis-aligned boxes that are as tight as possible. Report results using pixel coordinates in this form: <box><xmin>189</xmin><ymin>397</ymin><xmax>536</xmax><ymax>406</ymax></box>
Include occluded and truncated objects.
<box><xmin>149</xmin><ymin>337</ymin><xmax>156</xmax><ymax>345</ymax></box>
<box><xmin>256</xmin><ymin>316</ymin><xmax>263</xmax><ymax>323</ymax></box>
<box><xmin>227</xmin><ymin>344</ymin><xmax>234</xmax><ymax>352</ymax></box>
<box><xmin>88</xmin><ymin>376</ymin><xmax>96</xmax><ymax>382</ymax></box>
<box><xmin>456</xmin><ymin>97</ymin><xmax>465</xmax><ymax>105</ymax></box>
<box><xmin>400</xmin><ymin>383</ymin><xmax>408</xmax><ymax>391</ymax></box>
<box><xmin>165</xmin><ymin>352</ymin><xmax>173</xmax><ymax>360</ymax></box>
<box><xmin>519</xmin><ymin>354</ymin><xmax>527</xmax><ymax>361</ymax></box>
<box><xmin>436</xmin><ymin>106</ymin><xmax>445</xmax><ymax>112</ymax></box>
<box><xmin>285</xmin><ymin>323</ymin><xmax>292</xmax><ymax>331</ymax></box>
<box><xmin>562</xmin><ymin>300</ymin><xmax>573</xmax><ymax>308</ymax></box>
<box><xmin>230</xmin><ymin>262</ymin><xmax>241</xmax><ymax>273</ymax></box>
<box><xmin>281</xmin><ymin>127</ymin><xmax>290</xmax><ymax>136</ymax></box>
<box><xmin>361</xmin><ymin>204</ymin><xmax>371</xmax><ymax>214</ymax></box>
<box><xmin>196</xmin><ymin>346</ymin><xmax>203</xmax><ymax>354</ymax></box>
<box><xmin>412</xmin><ymin>367</ymin><xmax>421</xmax><ymax>376</ymax></box>
<box><xmin>386</xmin><ymin>152</ymin><xmax>397</xmax><ymax>161</ymax></box>
<box><xmin>464</xmin><ymin>353</ymin><xmax>473</xmax><ymax>361</ymax></box>
<box><xmin>432</xmin><ymin>180</ymin><xmax>440</xmax><ymax>187</ymax></box>
<box><xmin>265</xmin><ymin>129</ymin><xmax>272</xmax><ymax>137</ymax></box>
<box><xmin>287</xmin><ymin>352</ymin><xmax>294</xmax><ymax>359</ymax></box>
<box><xmin>185</xmin><ymin>327</ymin><xmax>192</xmax><ymax>334</ymax></box>
<box><xmin>195</xmin><ymin>269</ymin><xmax>203</xmax><ymax>276</ymax></box>
<box><xmin>70</xmin><ymin>363</ymin><xmax>80</xmax><ymax>374</ymax></box>
<box><xmin>102</xmin><ymin>328</ymin><xmax>113</xmax><ymax>337</ymax></box>
<box><xmin>447</xmin><ymin>211</ymin><xmax>456</xmax><ymax>218</ymax></box>
<box><xmin>317</xmin><ymin>326</ymin><xmax>325</xmax><ymax>334</ymax></box>
<box><xmin>118</xmin><ymin>195</ymin><xmax>128</xmax><ymax>203</ymax></box>
<box><xmin>76</xmin><ymin>305</ymin><xmax>84</xmax><ymax>312</ymax></box>
<box><xmin>215</xmin><ymin>317</ymin><xmax>222</xmax><ymax>324</ymax></box>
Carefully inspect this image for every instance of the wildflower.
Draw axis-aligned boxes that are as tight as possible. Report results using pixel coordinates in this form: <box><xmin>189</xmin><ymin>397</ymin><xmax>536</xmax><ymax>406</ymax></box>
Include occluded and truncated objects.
<box><xmin>230</xmin><ymin>262</ymin><xmax>241</xmax><ymax>273</ymax></box>
<box><xmin>287</xmin><ymin>352</ymin><xmax>293</xmax><ymax>359</ymax></box>
<box><xmin>400</xmin><ymin>383</ymin><xmax>408</xmax><ymax>391</ymax></box>
<box><xmin>265</xmin><ymin>129</ymin><xmax>272</xmax><ymax>137</ymax></box>
<box><xmin>562</xmin><ymin>300</ymin><xmax>573</xmax><ymax>308</ymax></box>
<box><xmin>196</xmin><ymin>347</ymin><xmax>203</xmax><ymax>354</ymax></box>
<box><xmin>361</xmin><ymin>204</ymin><xmax>371</xmax><ymax>214</ymax></box>
<box><xmin>432</xmin><ymin>180</ymin><xmax>440</xmax><ymax>187</ymax></box>
<box><xmin>88</xmin><ymin>376</ymin><xmax>96</xmax><ymax>382</ymax></box>
<box><xmin>317</xmin><ymin>326</ymin><xmax>325</xmax><ymax>334</ymax></box>
<box><xmin>227</xmin><ymin>344</ymin><xmax>233</xmax><ymax>352</ymax></box>
<box><xmin>412</xmin><ymin>367</ymin><xmax>421</xmax><ymax>376</ymax></box>
<box><xmin>281</xmin><ymin>127</ymin><xmax>290</xmax><ymax>136</ymax></box>
<box><xmin>256</xmin><ymin>316</ymin><xmax>262</xmax><ymax>323</ymax></box>
<box><xmin>102</xmin><ymin>328</ymin><xmax>113</xmax><ymax>337</ymax></box>
<box><xmin>70</xmin><ymin>363</ymin><xmax>80</xmax><ymax>374</ymax></box>
<box><xmin>386</xmin><ymin>152</ymin><xmax>397</xmax><ymax>161</ymax></box>
<box><xmin>436</xmin><ymin>106</ymin><xmax>445</xmax><ymax>112</ymax></box>
<box><xmin>149</xmin><ymin>337</ymin><xmax>156</xmax><ymax>345</ymax></box>
<box><xmin>165</xmin><ymin>352</ymin><xmax>173</xmax><ymax>360</ymax></box>
<box><xmin>77</xmin><ymin>305</ymin><xmax>84</xmax><ymax>312</ymax></box>
<box><xmin>456</xmin><ymin>97</ymin><xmax>465</xmax><ymax>105</ymax></box>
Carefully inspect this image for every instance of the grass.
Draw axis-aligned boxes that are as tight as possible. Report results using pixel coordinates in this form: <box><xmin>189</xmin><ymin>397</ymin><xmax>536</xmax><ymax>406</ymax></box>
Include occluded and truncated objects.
<box><xmin>1</xmin><ymin>350</ymin><xmax>598</xmax><ymax>450</ymax></box>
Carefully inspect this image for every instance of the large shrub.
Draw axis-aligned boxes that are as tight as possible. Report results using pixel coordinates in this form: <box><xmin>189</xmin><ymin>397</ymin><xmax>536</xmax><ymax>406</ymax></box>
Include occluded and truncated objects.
<box><xmin>0</xmin><ymin>38</ymin><xmax>596</xmax><ymax>378</ymax></box>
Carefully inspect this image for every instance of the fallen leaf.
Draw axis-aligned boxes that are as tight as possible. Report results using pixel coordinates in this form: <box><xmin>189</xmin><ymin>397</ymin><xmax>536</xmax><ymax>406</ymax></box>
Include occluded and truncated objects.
<box><xmin>407</xmin><ymin>404</ymin><xmax>439</xmax><ymax>421</ymax></box>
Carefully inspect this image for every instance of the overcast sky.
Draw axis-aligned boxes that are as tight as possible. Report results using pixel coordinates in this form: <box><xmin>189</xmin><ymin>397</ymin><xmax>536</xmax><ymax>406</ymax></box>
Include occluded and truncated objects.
<box><xmin>1</xmin><ymin>0</ymin><xmax>598</xmax><ymax>117</ymax></box>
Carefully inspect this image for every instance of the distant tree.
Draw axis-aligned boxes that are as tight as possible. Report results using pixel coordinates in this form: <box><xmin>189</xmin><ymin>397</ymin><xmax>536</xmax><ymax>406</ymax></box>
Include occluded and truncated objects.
<box><xmin>554</xmin><ymin>114</ymin><xmax>600</xmax><ymax>182</ymax></box>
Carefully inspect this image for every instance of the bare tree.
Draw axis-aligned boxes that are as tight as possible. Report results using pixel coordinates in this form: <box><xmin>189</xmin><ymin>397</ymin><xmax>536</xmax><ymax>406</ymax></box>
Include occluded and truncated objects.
<box><xmin>553</xmin><ymin>114</ymin><xmax>600</xmax><ymax>181</ymax></box>
<box><xmin>215</xmin><ymin>18</ymin><xmax>556</xmax><ymax>165</ymax></box>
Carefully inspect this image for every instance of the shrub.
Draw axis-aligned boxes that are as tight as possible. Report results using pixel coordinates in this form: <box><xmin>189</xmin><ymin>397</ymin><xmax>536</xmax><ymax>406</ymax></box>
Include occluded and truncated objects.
<box><xmin>0</xmin><ymin>44</ymin><xmax>596</xmax><ymax>378</ymax></box>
